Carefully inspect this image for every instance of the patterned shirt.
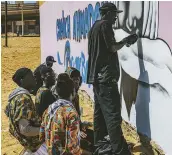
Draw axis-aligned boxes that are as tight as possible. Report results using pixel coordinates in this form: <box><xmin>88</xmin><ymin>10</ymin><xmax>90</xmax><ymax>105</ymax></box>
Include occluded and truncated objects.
<box><xmin>9</xmin><ymin>93</ymin><xmax>41</xmax><ymax>152</ymax></box>
<box><xmin>40</xmin><ymin>99</ymin><xmax>82</xmax><ymax>155</ymax></box>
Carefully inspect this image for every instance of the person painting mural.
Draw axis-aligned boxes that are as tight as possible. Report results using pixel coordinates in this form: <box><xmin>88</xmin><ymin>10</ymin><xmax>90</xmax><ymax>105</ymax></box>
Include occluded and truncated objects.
<box><xmin>87</xmin><ymin>3</ymin><xmax>138</xmax><ymax>155</ymax></box>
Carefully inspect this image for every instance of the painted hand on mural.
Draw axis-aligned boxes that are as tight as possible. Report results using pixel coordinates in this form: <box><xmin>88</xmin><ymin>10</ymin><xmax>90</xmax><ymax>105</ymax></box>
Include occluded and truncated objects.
<box><xmin>107</xmin><ymin>1</ymin><xmax>172</xmax><ymax>153</ymax></box>
<box><xmin>114</xmin><ymin>0</ymin><xmax>172</xmax><ymax>118</ymax></box>
<box><xmin>115</xmin><ymin>1</ymin><xmax>158</xmax><ymax>39</ymax></box>
<box><xmin>41</xmin><ymin>1</ymin><xmax>172</xmax><ymax>153</ymax></box>
<box><xmin>116</xmin><ymin>28</ymin><xmax>172</xmax><ymax>112</ymax></box>
<box><xmin>115</xmin><ymin>15</ymin><xmax>172</xmax><ymax>153</ymax></box>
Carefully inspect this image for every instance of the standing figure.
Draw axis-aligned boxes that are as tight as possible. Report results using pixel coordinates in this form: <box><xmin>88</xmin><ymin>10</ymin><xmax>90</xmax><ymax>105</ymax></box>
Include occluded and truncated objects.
<box><xmin>87</xmin><ymin>3</ymin><xmax>138</xmax><ymax>154</ymax></box>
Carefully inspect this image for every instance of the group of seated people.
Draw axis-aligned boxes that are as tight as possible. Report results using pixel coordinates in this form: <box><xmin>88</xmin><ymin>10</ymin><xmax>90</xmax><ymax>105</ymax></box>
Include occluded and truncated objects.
<box><xmin>5</xmin><ymin>56</ymin><xmax>94</xmax><ymax>155</ymax></box>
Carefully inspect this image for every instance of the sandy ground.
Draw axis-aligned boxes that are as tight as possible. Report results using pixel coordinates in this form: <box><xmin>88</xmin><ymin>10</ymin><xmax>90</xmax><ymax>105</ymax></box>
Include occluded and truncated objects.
<box><xmin>1</xmin><ymin>37</ymin><xmax>164</xmax><ymax>155</ymax></box>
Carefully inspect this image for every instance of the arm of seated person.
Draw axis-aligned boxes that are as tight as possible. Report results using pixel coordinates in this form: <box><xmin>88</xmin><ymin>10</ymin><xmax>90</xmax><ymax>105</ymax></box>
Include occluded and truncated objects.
<box><xmin>19</xmin><ymin>119</ymin><xmax>40</xmax><ymax>137</ymax></box>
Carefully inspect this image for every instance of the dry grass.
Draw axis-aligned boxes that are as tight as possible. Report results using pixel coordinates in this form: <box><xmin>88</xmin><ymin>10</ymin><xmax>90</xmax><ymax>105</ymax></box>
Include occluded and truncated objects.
<box><xmin>1</xmin><ymin>37</ymin><xmax>164</xmax><ymax>155</ymax></box>
<box><xmin>1</xmin><ymin>37</ymin><xmax>40</xmax><ymax>155</ymax></box>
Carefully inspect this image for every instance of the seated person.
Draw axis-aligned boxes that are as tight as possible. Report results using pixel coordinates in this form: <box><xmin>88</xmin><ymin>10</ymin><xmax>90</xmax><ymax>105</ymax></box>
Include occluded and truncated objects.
<box><xmin>35</xmin><ymin>66</ymin><xmax>56</xmax><ymax>118</ymax></box>
<box><xmin>33</xmin><ymin>56</ymin><xmax>56</xmax><ymax>94</ymax></box>
<box><xmin>40</xmin><ymin>73</ymin><xmax>91</xmax><ymax>155</ymax></box>
<box><xmin>65</xmin><ymin>67</ymin><xmax>94</xmax><ymax>151</ymax></box>
<box><xmin>5</xmin><ymin>68</ymin><xmax>47</xmax><ymax>154</ymax></box>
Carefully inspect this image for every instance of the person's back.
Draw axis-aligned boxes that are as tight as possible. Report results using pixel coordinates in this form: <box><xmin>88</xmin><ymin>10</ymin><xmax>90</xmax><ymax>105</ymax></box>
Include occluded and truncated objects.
<box><xmin>40</xmin><ymin>73</ymin><xmax>92</xmax><ymax>155</ymax></box>
<box><xmin>40</xmin><ymin>99</ymin><xmax>81</xmax><ymax>154</ymax></box>
<box><xmin>87</xmin><ymin>20</ymin><xmax>120</xmax><ymax>84</ymax></box>
<box><xmin>40</xmin><ymin>73</ymin><xmax>82</xmax><ymax>155</ymax></box>
<box><xmin>35</xmin><ymin>86</ymin><xmax>56</xmax><ymax>117</ymax></box>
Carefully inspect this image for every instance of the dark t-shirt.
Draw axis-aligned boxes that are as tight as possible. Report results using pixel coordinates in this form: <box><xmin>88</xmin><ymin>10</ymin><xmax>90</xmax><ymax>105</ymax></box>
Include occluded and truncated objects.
<box><xmin>35</xmin><ymin>87</ymin><xmax>56</xmax><ymax>117</ymax></box>
<box><xmin>33</xmin><ymin>63</ymin><xmax>46</xmax><ymax>88</ymax></box>
<box><xmin>87</xmin><ymin>20</ymin><xmax>120</xmax><ymax>84</ymax></box>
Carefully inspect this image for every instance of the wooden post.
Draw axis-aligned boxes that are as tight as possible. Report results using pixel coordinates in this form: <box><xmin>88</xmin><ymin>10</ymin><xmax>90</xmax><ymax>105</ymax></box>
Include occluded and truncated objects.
<box><xmin>21</xmin><ymin>6</ymin><xmax>24</xmax><ymax>36</ymax></box>
<box><xmin>12</xmin><ymin>21</ymin><xmax>14</xmax><ymax>36</ymax></box>
<box><xmin>5</xmin><ymin>1</ymin><xmax>8</xmax><ymax>47</ymax></box>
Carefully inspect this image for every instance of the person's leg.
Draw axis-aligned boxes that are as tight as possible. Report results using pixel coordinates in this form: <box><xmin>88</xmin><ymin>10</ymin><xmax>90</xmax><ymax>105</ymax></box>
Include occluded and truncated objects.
<box><xmin>98</xmin><ymin>82</ymin><xmax>131</xmax><ymax>155</ymax></box>
<box><xmin>85</xmin><ymin>129</ymin><xmax>94</xmax><ymax>145</ymax></box>
<box><xmin>80</xmin><ymin>128</ymin><xmax>94</xmax><ymax>152</ymax></box>
<box><xmin>93</xmin><ymin>84</ymin><xmax>108</xmax><ymax>145</ymax></box>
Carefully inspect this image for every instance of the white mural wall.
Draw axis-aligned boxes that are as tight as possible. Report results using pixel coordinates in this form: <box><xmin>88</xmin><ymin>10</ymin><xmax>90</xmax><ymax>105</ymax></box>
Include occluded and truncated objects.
<box><xmin>40</xmin><ymin>1</ymin><xmax>172</xmax><ymax>154</ymax></box>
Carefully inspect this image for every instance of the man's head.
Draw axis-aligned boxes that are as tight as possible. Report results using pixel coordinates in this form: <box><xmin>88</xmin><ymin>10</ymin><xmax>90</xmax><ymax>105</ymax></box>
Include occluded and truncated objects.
<box><xmin>99</xmin><ymin>3</ymin><xmax>123</xmax><ymax>24</ymax></box>
<box><xmin>12</xmin><ymin>67</ymin><xmax>36</xmax><ymax>92</ymax></box>
<box><xmin>65</xmin><ymin>67</ymin><xmax>82</xmax><ymax>92</ymax></box>
<box><xmin>46</xmin><ymin>56</ymin><xmax>56</xmax><ymax>68</ymax></box>
<box><xmin>40</xmin><ymin>66</ymin><xmax>56</xmax><ymax>87</ymax></box>
<box><xmin>56</xmin><ymin>73</ymin><xmax>76</xmax><ymax>101</ymax></box>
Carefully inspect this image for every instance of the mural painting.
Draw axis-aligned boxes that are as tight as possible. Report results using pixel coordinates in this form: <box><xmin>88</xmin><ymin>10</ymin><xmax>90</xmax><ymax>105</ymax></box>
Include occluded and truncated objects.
<box><xmin>40</xmin><ymin>1</ymin><xmax>172</xmax><ymax>154</ymax></box>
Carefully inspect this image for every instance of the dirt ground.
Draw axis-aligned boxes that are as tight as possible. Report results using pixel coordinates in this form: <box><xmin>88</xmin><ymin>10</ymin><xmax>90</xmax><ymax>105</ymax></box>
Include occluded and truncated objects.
<box><xmin>1</xmin><ymin>37</ymin><xmax>164</xmax><ymax>155</ymax></box>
